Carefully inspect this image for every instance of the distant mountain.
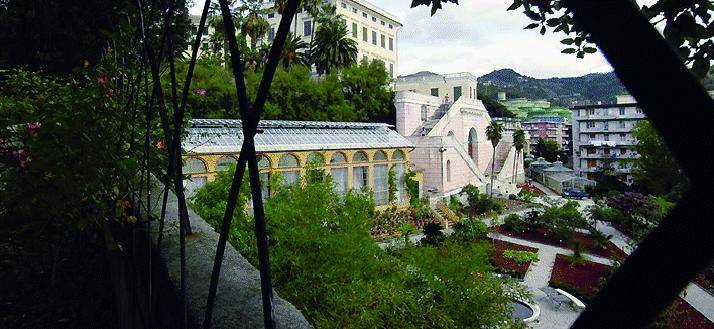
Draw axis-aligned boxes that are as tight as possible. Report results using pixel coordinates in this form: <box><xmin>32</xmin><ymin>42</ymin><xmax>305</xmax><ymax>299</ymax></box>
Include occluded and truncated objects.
<box><xmin>477</xmin><ymin>69</ymin><xmax>627</xmax><ymax>106</ymax></box>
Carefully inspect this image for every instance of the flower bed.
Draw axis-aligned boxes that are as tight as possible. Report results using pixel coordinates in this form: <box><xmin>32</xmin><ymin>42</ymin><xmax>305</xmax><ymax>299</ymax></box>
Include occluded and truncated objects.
<box><xmin>695</xmin><ymin>267</ymin><xmax>714</xmax><ymax>296</ymax></box>
<box><xmin>549</xmin><ymin>254</ymin><xmax>714</xmax><ymax>329</ymax></box>
<box><xmin>489</xmin><ymin>238</ymin><xmax>538</xmax><ymax>279</ymax></box>
<box><xmin>490</xmin><ymin>225</ymin><xmax>628</xmax><ymax>259</ymax></box>
<box><xmin>372</xmin><ymin>205</ymin><xmax>437</xmax><ymax>238</ymax></box>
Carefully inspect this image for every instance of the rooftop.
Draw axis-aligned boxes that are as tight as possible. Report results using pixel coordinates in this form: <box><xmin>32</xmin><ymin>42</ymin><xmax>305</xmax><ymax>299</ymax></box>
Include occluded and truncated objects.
<box><xmin>183</xmin><ymin>119</ymin><xmax>413</xmax><ymax>154</ymax></box>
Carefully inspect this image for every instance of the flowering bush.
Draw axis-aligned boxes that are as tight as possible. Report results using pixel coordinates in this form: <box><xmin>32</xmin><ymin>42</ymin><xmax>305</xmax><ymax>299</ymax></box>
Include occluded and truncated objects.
<box><xmin>605</xmin><ymin>192</ymin><xmax>666</xmax><ymax>242</ymax></box>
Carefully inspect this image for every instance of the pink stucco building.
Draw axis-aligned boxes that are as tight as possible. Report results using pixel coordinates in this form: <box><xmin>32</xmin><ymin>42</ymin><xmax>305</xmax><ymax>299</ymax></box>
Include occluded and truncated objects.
<box><xmin>395</xmin><ymin>90</ymin><xmax>525</xmax><ymax>199</ymax></box>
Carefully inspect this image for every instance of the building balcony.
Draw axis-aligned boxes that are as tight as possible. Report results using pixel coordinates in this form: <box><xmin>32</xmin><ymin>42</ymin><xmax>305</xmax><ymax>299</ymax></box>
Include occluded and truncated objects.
<box><xmin>572</xmin><ymin>113</ymin><xmax>646</xmax><ymax>121</ymax></box>
<box><xmin>579</xmin><ymin>127</ymin><xmax>633</xmax><ymax>133</ymax></box>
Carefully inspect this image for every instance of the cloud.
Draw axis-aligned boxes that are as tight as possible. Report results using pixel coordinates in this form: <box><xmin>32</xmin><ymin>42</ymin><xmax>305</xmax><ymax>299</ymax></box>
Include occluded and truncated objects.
<box><xmin>370</xmin><ymin>0</ymin><xmax>613</xmax><ymax>78</ymax></box>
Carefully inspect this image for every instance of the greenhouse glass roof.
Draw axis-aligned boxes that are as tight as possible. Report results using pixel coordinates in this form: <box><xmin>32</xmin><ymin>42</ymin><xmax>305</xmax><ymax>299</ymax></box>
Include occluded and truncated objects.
<box><xmin>183</xmin><ymin>119</ymin><xmax>414</xmax><ymax>154</ymax></box>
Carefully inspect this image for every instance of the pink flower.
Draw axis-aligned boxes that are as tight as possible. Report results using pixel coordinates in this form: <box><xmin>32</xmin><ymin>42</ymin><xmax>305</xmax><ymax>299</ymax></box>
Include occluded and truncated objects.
<box><xmin>108</xmin><ymin>88</ymin><xmax>114</xmax><ymax>96</ymax></box>
<box><xmin>11</xmin><ymin>149</ymin><xmax>31</xmax><ymax>168</ymax></box>
<box><xmin>25</xmin><ymin>122</ymin><xmax>41</xmax><ymax>139</ymax></box>
<box><xmin>196</xmin><ymin>88</ymin><xmax>207</xmax><ymax>96</ymax></box>
<box><xmin>97</xmin><ymin>76</ymin><xmax>107</xmax><ymax>84</ymax></box>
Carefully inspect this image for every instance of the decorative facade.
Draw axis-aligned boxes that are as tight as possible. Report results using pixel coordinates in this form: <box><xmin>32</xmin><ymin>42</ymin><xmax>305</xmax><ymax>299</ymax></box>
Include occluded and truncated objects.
<box><xmin>263</xmin><ymin>0</ymin><xmax>402</xmax><ymax>78</ymax></box>
<box><xmin>394</xmin><ymin>79</ymin><xmax>525</xmax><ymax>199</ymax></box>
<box><xmin>181</xmin><ymin>119</ymin><xmax>418</xmax><ymax>209</ymax></box>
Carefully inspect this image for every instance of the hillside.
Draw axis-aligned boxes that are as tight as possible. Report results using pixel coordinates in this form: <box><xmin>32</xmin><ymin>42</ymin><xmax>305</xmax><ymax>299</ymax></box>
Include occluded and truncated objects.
<box><xmin>478</xmin><ymin>69</ymin><xmax>627</xmax><ymax>106</ymax></box>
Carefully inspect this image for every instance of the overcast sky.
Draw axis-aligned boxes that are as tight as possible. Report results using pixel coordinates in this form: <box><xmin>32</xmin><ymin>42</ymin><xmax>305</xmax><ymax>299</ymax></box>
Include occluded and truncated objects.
<box><xmin>190</xmin><ymin>1</ymin><xmax>657</xmax><ymax>79</ymax></box>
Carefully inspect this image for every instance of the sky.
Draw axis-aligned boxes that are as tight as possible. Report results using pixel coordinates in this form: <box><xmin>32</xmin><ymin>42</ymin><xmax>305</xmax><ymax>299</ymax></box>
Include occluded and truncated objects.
<box><xmin>189</xmin><ymin>1</ymin><xmax>657</xmax><ymax>79</ymax></box>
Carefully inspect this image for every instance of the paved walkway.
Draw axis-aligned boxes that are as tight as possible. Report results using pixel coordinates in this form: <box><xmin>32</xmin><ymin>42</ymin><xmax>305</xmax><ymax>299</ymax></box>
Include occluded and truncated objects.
<box><xmin>531</xmin><ymin>180</ymin><xmax>559</xmax><ymax>197</ymax></box>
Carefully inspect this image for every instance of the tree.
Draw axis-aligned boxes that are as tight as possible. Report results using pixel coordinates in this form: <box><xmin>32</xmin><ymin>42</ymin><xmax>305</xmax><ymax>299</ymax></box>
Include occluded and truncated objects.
<box><xmin>279</xmin><ymin>33</ymin><xmax>309</xmax><ymax>69</ymax></box>
<box><xmin>412</xmin><ymin>0</ymin><xmax>713</xmax><ymax>78</ymax></box>
<box><xmin>512</xmin><ymin>128</ymin><xmax>526</xmax><ymax>184</ymax></box>
<box><xmin>477</xmin><ymin>93</ymin><xmax>517</xmax><ymax>118</ymax></box>
<box><xmin>207</xmin><ymin>0</ymin><xmax>240</xmax><ymax>67</ymax></box>
<box><xmin>532</xmin><ymin>138</ymin><xmax>560</xmax><ymax>162</ymax></box>
<box><xmin>238</xmin><ymin>0</ymin><xmax>271</xmax><ymax>50</ymax></box>
<box><xmin>310</xmin><ymin>17</ymin><xmax>358</xmax><ymax>75</ymax></box>
<box><xmin>486</xmin><ymin>121</ymin><xmax>504</xmax><ymax>196</ymax></box>
<box><xmin>631</xmin><ymin>121</ymin><xmax>688</xmax><ymax>199</ymax></box>
<box><xmin>340</xmin><ymin>59</ymin><xmax>396</xmax><ymax>123</ymax></box>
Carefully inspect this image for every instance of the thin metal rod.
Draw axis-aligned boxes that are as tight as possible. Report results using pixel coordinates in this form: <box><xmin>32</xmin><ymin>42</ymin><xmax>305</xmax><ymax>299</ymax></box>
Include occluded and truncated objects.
<box><xmin>203</xmin><ymin>1</ymin><xmax>301</xmax><ymax>328</ymax></box>
<box><xmin>564</xmin><ymin>0</ymin><xmax>714</xmax><ymax>327</ymax></box>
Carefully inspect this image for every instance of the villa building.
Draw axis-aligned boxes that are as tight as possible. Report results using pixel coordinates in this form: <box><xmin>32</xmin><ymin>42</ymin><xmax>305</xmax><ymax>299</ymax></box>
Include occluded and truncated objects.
<box><xmin>571</xmin><ymin>95</ymin><xmax>644</xmax><ymax>184</ymax></box>
<box><xmin>188</xmin><ymin>15</ymin><xmax>215</xmax><ymax>56</ymax></box>
<box><xmin>395</xmin><ymin>71</ymin><xmax>479</xmax><ymax>103</ymax></box>
<box><xmin>522</xmin><ymin>116</ymin><xmax>572</xmax><ymax>154</ymax></box>
<box><xmin>394</xmin><ymin>77</ymin><xmax>524</xmax><ymax>199</ymax></box>
<box><xmin>181</xmin><ymin>119</ymin><xmax>418</xmax><ymax>209</ymax></box>
<box><xmin>262</xmin><ymin>0</ymin><xmax>402</xmax><ymax>77</ymax></box>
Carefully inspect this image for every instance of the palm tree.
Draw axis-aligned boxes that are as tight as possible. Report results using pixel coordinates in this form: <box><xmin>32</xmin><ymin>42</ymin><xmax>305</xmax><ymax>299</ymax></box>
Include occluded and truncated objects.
<box><xmin>486</xmin><ymin>121</ymin><xmax>504</xmax><ymax>197</ymax></box>
<box><xmin>207</xmin><ymin>0</ymin><xmax>240</xmax><ymax>68</ymax></box>
<box><xmin>274</xmin><ymin>0</ymin><xmax>304</xmax><ymax>35</ymax></box>
<box><xmin>280</xmin><ymin>33</ymin><xmax>309</xmax><ymax>69</ymax></box>
<box><xmin>303</xmin><ymin>0</ymin><xmax>326</xmax><ymax>48</ymax></box>
<box><xmin>237</xmin><ymin>0</ymin><xmax>271</xmax><ymax>50</ymax></box>
<box><xmin>310</xmin><ymin>18</ymin><xmax>357</xmax><ymax>74</ymax></box>
<box><xmin>512</xmin><ymin>128</ymin><xmax>526</xmax><ymax>184</ymax></box>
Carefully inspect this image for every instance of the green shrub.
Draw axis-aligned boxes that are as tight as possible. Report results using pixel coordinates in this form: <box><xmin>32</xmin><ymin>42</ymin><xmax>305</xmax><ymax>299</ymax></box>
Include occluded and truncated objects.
<box><xmin>460</xmin><ymin>184</ymin><xmax>503</xmax><ymax>215</ymax></box>
<box><xmin>503</xmin><ymin>250</ymin><xmax>539</xmax><ymax>263</ymax></box>
<box><xmin>504</xmin><ymin>214</ymin><xmax>528</xmax><ymax>232</ymax></box>
<box><xmin>193</xmin><ymin>173</ymin><xmax>515</xmax><ymax>328</ymax></box>
<box><xmin>540</xmin><ymin>201</ymin><xmax>589</xmax><ymax>242</ymax></box>
<box><xmin>451</xmin><ymin>217</ymin><xmax>489</xmax><ymax>243</ymax></box>
<box><xmin>420</xmin><ymin>222</ymin><xmax>445</xmax><ymax>246</ymax></box>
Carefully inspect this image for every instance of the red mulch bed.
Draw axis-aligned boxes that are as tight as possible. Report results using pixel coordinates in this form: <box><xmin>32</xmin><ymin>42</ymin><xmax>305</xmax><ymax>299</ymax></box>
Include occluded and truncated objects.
<box><xmin>549</xmin><ymin>254</ymin><xmax>611</xmax><ymax>301</ymax></box>
<box><xmin>489</xmin><ymin>238</ymin><xmax>538</xmax><ymax>278</ymax></box>
<box><xmin>490</xmin><ymin>225</ymin><xmax>628</xmax><ymax>260</ymax></box>
<box><xmin>549</xmin><ymin>254</ymin><xmax>714</xmax><ymax>329</ymax></box>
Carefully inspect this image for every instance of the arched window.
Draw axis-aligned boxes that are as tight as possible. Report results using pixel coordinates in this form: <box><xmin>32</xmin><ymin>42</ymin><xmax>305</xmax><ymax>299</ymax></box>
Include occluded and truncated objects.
<box><xmin>391</xmin><ymin>163</ymin><xmax>407</xmax><ymax>203</ymax></box>
<box><xmin>446</xmin><ymin>160</ymin><xmax>452</xmax><ymax>182</ymax></box>
<box><xmin>307</xmin><ymin>152</ymin><xmax>325</xmax><ymax>166</ymax></box>
<box><xmin>330</xmin><ymin>152</ymin><xmax>347</xmax><ymax>164</ymax></box>
<box><xmin>392</xmin><ymin>150</ymin><xmax>405</xmax><ymax>161</ymax></box>
<box><xmin>278</xmin><ymin>154</ymin><xmax>299</xmax><ymax>168</ymax></box>
<box><xmin>257</xmin><ymin>155</ymin><xmax>271</xmax><ymax>169</ymax></box>
<box><xmin>215</xmin><ymin>156</ymin><xmax>237</xmax><ymax>171</ymax></box>
<box><xmin>421</xmin><ymin>105</ymin><xmax>428</xmax><ymax>121</ymax></box>
<box><xmin>468</xmin><ymin>128</ymin><xmax>478</xmax><ymax>161</ymax></box>
<box><xmin>373</xmin><ymin>163</ymin><xmax>389</xmax><ymax>206</ymax></box>
<box><xmin>184</xmin><ymin>157</ymin><xmax>207</xmax><ymax>174</ymax></box>
<box><xmin>352</xmin><ymin>151</ymin><xmax>369</xmax><ymax>163</ymax></box>
<box><xmin>373</xmin><ymin>150</ymin><xmax>387</xmax><ymax>162</ymax></box>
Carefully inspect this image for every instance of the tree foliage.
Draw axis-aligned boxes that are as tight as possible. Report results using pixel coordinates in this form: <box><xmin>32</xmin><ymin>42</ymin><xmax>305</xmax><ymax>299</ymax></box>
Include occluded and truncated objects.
<box><xmin>532</xmin><ymin>137</ymin><xmax>561</xmax><ymax>162</ymax></box>
<box><xmin>631</xmin><ymin>120</ymin><xmax>688</xmax><ymax>200</ymax></box>
<box><xmin>310</xmin><ymin>16</ymin><xmax>358</xmax><ymax>75</ymax></box>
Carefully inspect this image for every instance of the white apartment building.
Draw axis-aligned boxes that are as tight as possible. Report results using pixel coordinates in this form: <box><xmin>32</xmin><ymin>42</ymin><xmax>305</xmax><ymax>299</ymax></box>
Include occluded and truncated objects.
<box><xmin>522</xmin><ymin>116</ymin><xmax>571</xmax><ymax>154</ymax></box>
<box><xmin>188</xmin><ymin>15</ymin><xmax>215</xmax><ymax>57</ymax></box>
<box><xmin>263</xmin><ymin>0</ymin><xmax>402</xmax><ymax>77</ymax></box>
<box><xmin>571</xmin><ymin>95</ymin><xmax>645</xmax><ymax>184</ymax></box>
<box><xmin>394</xmin><ymin>71</ymin><xmax>480</xmax><ymax>103</ymax></box>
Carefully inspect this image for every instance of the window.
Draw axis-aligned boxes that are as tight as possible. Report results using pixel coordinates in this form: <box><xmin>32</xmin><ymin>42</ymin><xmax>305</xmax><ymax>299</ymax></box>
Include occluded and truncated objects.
<box><xmin>587</xmin><ymin>108</ymin><xmax>595</xmax><ymax>116</ymax></box>
<box><xmin>380</xmin><ymin>34</ymin><xmax>385</xmax><ymax>48</ymax></box>
<box><xmin>353</xmin><ymin>151</ymin><xmax>369</xmax><ymax>163</ymax></box>
<box><xmin>268</xmin><ymin>13</ymin><xmax>274</xmax><ymax>18</ymax></box>
<box><xmin>278</xmin><ymin>154</ymin><xmax>300</xmax><ymax>186</ymax></box>
<box><xmin>330</xmin><ymin>152</ymin><xmax>347</xmax><ymax>164</ymax></box>
<box><xmin>306</xmin><ymin>152</ymin><xmax>325</xmax><ymax>183</ymax></box>
<box><xmin>202</xmin><ymin>27</ymin><xmax>208</xmax><ymax>36</ymax></box>
<box><xmin>258</xmin><ymin>155</ymin><xmax>271</xmax><ymax>169</ymax></box>
<box><xmin>363</xmin><ymin>55</ymin><xmax>368</xmax><ymax>62</ymax></box>
<box><xmin>446</xmin><ymin>160</ymin><xmax>452</xmax><ymax>182</ymax></box>
<box><xmin>373</xmin><ymin>164</ymin><xmax>388</xmax><ymax>206</ymax></box>
<box><xmin>604</xmin><ymin>148</ymin><xmax>610</xmax><ymax>155</ymax></box>
<box><xmin>372</xmin><ymin>16</ymin><xmax>377</xmax><ymax>22</ymax></box>
<box><xmin>620</xmin><ymin>121</ymin><xmax>626</xmax><ymax>128</ymax></box>
<box><xmin>620</xmin><ymin>148</ymin><xmax>626</xmax><ymax>155</ymax></box>
<box><xmin>353</xmin><ymin>165</ymin><xmax>369</xmax><ymax>192</ymax></box>
<box><xmin>619</xmin><ymin>107</ymin><xmax>626</xmax><ymax>115</ymax></box>
<box><xmin>431</xmin><ymin>88</ymin><xmax>439</xmax><ymax>97</ymax></box>
<box><xmin>362</xmin><ymin>12</ymin><xmax>367</xmax><ymax>18</ymax></box>
<box><xmin>392</xmin><ymin>150</ymin><xmax>405</xmax><ymax>161</ymax></box>
<box><xmin>636</xmin><ymin>108</ymin><xmax>643</xmax><ymax>113</ymax></box>
<box><xmin>389</xmin><ymin>63</ymin><xmax>394</xmax><ymax>77</ymax></box>
<box><xmin>454</xmin><ymin>86</ymin><xmax>462</xmax><ymax>101</ymax></box>
<box><xmin>389</xmin><ymin>24</ymin><xmax>393</xmax><ymax>29</ymax></box>
<box><xmin>304</xmin><ymin>20</ymin><xmax>312</xmax><ymax>36</ymax></box>
<box><xmin>192</xmin><ymin>26</ymin><xmax>198</xmax><ymax>35</ymax></box>
<box><xmin>183</xmin><ymin>176</ymin><xmax>207</xmax><ymax>196</ymax></box>
<box><xmin>620</xmin><ymin>133</ymin><xmax>627</xmax><ymax>140</ymax></box>
<box><xmin>588</xmin><ymin>159</ymin><xmax>597</xmax><ymax>168</ymax></box>
<box><xmin>587</xmin><ymin>148</ymin><xmax>596</xmax><ymax>154</ymax></box>
<box><xmin>604</xmin><ymin>133</ymin><xmax>610</xmax><ymax>141</ymax></box>
<box><xmin>421</xmin><ymin>105</ymin><xmax>428</xmax><ymax>121</ymax></box>
<box><xmin>389</xmin><ymin>37</ymin><xmax>393</xmax><ymax>51</ymax></box>
<box><xmin>215</xmin><ymin>156</ymin><xmax>237</xmax><ymax>171</ymax></box>
<box><xmin>352</xmin><ymin>8</ymin><xmax>357</xmax><ymax>13</ymax></box>
<box><xmin>202</xmin><ymin>42</ymin><xmax>209</xmax><ymax>51</ymax></box>
<box><xmin>392</xmin><ymin>163</ymin><xmax>407</xmax><ymax>203</ymax></box>
<box><xmin>586</xmin><ymin>121</ymin><xmax>595</xmax><ymax>128</ymax></box>
<box><xmin>373</xmin><ymin>150</ymin><xmax>387</xmax><ymax>161</ymax></box>
<box><xmin>331</xmin><ymin>167</ymin><xmax>348</xmax><ymax>196</ymax></box>
<box><xmin>184</xmin><ymin>158</ymin><xmax>207</xmax><ymax>174</ymax></box>
<box><xmin>362</xmin><ymin>27</ymin><xmax>368</xmax><ymax>42</ymax></box>
<box><xmin>372</xmin><ymin>31</ymin><xmax>377</xmax><ymax>45</ymax></box>
<box><xmin>381</xmin><ymin>20</ymin><xmax>385</xmax><ymax>26</ymax></box>
<box><xmin>352</xmin><ymin>23</ymin><xmax>357</xmax><ymax>38</ymax></box>
<box><xmin>604</xmin><ymin>121</ymin><xmax>609</xmax><ymax>131</ymax></box>
<box><xmin>257</xmin><ymin>155</ymin><xmax>271</xmax><ymax>202</ymax></box>
<box><xmin>269</xmin><ymin>27</ymin><xmax>275</xmax><ymax>39</ymax></box>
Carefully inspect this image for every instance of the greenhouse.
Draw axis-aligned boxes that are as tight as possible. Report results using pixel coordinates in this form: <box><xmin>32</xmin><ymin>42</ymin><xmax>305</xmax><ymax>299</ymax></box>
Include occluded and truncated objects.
<box><xmin>182</xmin><ymin>119</ymin><xmax>417</xmax><ymax>208</ymax></box>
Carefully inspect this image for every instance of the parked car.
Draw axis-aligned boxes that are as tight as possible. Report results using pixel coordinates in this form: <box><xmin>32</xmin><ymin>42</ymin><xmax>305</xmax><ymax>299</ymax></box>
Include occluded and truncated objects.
<box><xmin>562</xmin><ymin>188</ymin><xmax>588</xmax><ymax>199</ymax></box>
